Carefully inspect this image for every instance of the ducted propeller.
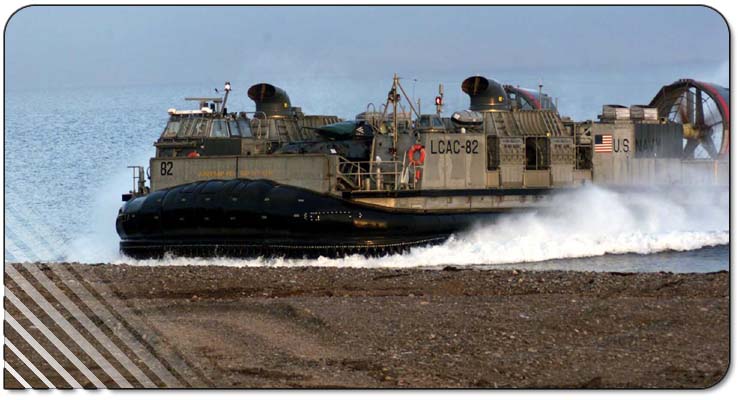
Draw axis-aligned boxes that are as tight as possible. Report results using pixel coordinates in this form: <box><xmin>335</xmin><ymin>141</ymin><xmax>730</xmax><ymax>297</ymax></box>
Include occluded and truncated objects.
<box><xmin>650</xmin><ymin>79</ymin><xmax>729</xmax><ymax>160</ymax></box>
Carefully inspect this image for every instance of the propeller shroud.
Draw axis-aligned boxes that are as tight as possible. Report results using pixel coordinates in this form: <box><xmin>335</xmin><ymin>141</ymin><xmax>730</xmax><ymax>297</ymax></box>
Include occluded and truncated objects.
<box><xmin>649</xmin><ymin>79</ymin><xmax>729</xmax><ymax>160</ymax></box>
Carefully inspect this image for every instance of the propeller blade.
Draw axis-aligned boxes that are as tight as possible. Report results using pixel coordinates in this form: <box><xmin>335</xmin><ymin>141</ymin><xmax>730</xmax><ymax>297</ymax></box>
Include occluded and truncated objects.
<box><xmin>679</xmin><ymin>96</ymin><xmax>689</xmax><ymax>123</ymax></box>
<box><xmin>695</xmin><ymin>88</ymin><xmax>705</xmax><ymax>127</ymax></box>
<box><xmin>683</xmin><ymin>138</ymin><xmax>700</xmax><ymax>158</ymax></box>
<box><xmin>700</xmin><ymin>135</ymin><xmax>719</xmax><ymax>159</ymax></box>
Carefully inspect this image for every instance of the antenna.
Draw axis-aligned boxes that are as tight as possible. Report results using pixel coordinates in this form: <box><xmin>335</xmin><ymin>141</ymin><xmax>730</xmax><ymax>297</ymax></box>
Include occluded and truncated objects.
<box><xmin>436</xmin><ymin>83</ymin><xmax>444</xmax><ymax>116</ymax></box>
<box><xmin>538</xmin><ymin>79</ymin><xmax>543</xmax><ymax>107</ymax></box>
<box><xmin>383</xmin><ymin>73</ymin><xmax>423</xmax><ymax>158</ymax></box>
<box><xmin>222</xmin><ymin>81</ymin><xmax>232</xmax><ymax>114</ymax></box>
<box><xmin>395</xmin><ymin>77</ymin><xmax>420</xmax><ymax>119</ymax></box>
<box><xmin>392</xmin><ymin>73</ymin><xmax>399</xmax><ymax>155</ymax></box>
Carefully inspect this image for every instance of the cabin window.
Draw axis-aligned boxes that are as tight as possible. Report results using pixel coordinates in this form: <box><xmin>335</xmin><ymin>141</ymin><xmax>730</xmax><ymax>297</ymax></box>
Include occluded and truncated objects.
<box><xmin>162</xmin><ymin>120</ymin><xmax>181</xmax><ymax>138</ymax></box>
<box><xmin>191</xmin><ymin>119</ymin><xmax>211</xmax><ymax>137</ymax></box>
<box><xmin>228</xmin><ymin>120</ymin><xmax>241</xmax><ymax>137</ymax></box>
<box><xmin>432</xmin><ymin>117</ymin><xmax>445</xmax><ymax>129</ymax></box>
<box><xmin>525</xmin><ymin>137</ymin><xmax>550</xmax><ymax>170</ymax></box>
<box><xmin>237</xmin><ymin>120</ymin><xmax>253</xmax><ymax>137</ymax></box>
<box><xmin>177</xmin><ymin>118</ymin><xmax>195</xmax><ymax>138</ymax></box>
<box><xmin>211</xmin><ymin>120</ymin><xmax>229</xmax><ymax>138</ymax></box>
<box><xmin>519</xmin><ymin>96</ymin><xmax>535</xmax><ymax>111</ymax></box>
<box><xmin>158</xmin><ymin>148</ymin><xmax>174</xmax><ymax>157</ymax></box>
<box><xmin>510</xmin><ymin>93</ymin><xmax>535</xmax><ymax>111</ymax></box>
<box><xmin>486</xmin><ymin>135</ymin><xmax>499</xmax><ymax>170</ymax></box>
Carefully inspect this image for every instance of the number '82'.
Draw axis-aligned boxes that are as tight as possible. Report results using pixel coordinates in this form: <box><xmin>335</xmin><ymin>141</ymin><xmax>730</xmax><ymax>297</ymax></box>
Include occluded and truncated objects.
<box><xmin>160</xmin><ymin>161</ymin><xmax>173</xmax><ymax>176</ymax></box>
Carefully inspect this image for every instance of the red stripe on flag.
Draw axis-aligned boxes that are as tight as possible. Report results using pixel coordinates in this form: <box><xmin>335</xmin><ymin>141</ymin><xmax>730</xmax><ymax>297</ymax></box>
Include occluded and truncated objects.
<box><xmin>595</xmin><ymin>135</ymin><xmax>613</xmax><ymax>153</ymax></box>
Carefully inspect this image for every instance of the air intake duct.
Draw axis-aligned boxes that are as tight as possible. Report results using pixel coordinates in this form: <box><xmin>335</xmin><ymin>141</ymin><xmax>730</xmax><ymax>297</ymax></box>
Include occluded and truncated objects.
<box><xmin>247</xmin><ymin>83</ymin><xmax>292</xmax><ymax>117</ymax></box>
<box><xmin>461</xmin><ymin>76</ymin><xmax>510</xmax><ymax>112</ymax></box>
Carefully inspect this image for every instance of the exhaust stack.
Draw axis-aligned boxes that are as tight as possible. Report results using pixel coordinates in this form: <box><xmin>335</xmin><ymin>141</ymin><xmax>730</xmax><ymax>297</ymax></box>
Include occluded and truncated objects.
<box><xmin>247</xmin><ymin>83</ymin><xmax>292</xmax><ymax>117</ymax></box>
<box><xmin>461</xmin><ymin>76</ymin><xmax>510</xmax><ymax>112</ymax></box>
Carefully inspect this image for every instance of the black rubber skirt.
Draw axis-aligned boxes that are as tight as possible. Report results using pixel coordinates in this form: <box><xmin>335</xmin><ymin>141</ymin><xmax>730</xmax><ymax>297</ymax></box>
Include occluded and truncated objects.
<box><xmin>116</xmin><ymin>179</ymin><xmax>503</xmax><ymax>259</ymax></box>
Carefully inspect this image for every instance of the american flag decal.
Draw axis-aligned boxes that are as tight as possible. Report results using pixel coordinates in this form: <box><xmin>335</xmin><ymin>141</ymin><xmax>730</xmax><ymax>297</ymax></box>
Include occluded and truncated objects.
<box><xmin>594</xmin><ymin>134</ymin><xmax>613</xmax><ymax>153</ymax></box>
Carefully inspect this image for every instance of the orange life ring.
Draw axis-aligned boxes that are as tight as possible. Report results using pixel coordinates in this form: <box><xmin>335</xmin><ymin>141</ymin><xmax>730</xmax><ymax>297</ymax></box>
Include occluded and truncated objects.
<box><xmin>408</xmin><ymin>144</ymin><xmax>425</xmax><ymax>181</ymax></box>
<box><xmin>407</xmin><ymin>144</ymin><xmax>426</xmax><ymax>165</ymax></box>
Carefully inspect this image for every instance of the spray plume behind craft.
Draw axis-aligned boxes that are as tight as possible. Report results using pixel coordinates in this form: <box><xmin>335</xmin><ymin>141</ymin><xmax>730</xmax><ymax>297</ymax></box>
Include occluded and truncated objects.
<box><xmin>108</xmin><ymin>184</ymin><xmax>728</xmax><ymax>270</ymax></box>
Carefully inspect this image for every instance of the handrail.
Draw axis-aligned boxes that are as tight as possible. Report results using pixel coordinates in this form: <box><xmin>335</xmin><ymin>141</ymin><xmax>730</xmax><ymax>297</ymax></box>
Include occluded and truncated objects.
<box><xmin>126</xmin><ymin>166</ymin><xmax>148</xmax><ymax>197</ymax></box>
<box><xmin>335</xmin><ymin>157</ymin><xmax>422</xmax><ymax>192</ymax></box>
<box><xmin>247</xmin><ymin>111</ymin><xmax>268</xmax><ymax>139</ymax></box>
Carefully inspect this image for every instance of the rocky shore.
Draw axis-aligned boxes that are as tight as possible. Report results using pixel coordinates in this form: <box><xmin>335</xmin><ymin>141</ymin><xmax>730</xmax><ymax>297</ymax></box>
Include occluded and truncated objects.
<box><xmin>3</xmin><ymin>263</ymin><xmax>729</xmax><ymax>388</ymax></box>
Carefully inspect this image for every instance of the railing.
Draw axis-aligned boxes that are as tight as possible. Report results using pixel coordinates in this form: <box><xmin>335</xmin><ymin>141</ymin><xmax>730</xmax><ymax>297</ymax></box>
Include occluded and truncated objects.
<box><xmin>335</xmin><ymin>156</ymin><xmax>423</xmax><ymax>192</ymax></box>
<box><xmin>126</xmin><ymin>166</ymin><xmax>149</xmax><ymax>197</ymax></box>
<box><xmin>247</xmin><ymin>111</ymin><xmax>269</xmax><ymax>139</ymax></box>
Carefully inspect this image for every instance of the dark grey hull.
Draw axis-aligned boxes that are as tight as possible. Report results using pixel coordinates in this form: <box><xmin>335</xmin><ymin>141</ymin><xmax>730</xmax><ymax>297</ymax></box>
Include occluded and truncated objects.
<box><xmin>116</xmin><ymin>179</ymin><xmax>511</xmax><ymax>259</ymax></box>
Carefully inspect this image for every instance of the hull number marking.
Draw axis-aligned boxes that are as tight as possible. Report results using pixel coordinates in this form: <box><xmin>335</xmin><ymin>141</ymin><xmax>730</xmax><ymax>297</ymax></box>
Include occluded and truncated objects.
<box><xmin>429</xmin><ymin>139</ymin><xmax>479</xmax><ymax>155</ymax></box>
<box><xmin>160</xmin><ymin>161</ymin><xmax>174</xmax><ymax>176</ymax></box>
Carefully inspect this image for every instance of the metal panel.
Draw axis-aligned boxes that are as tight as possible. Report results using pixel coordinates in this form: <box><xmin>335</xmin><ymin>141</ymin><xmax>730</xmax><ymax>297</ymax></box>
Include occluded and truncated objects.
<box><xmin>634</xmin><ymin>123</ymin><xmax>683</xmax><ymax>158</ymax></box>
<box><xmin>422</xmin><ymin>134</ymin><xmax>486</xmax><ymax>189</ymax></box>
<box><xmin>500</xmin><ymin>166</ymin><xmax>523</xmax><ymax>188</ymax></box>
<box><xmin>238</xmin><ymin>155</ymin><xmax>330</xmax><ymax>193</ymax></box>
<box><xmin>486</xmin><ymin>171</ymin><xmax>500</xmax><ymax>188</ymax></box>
<box><xmin>498</xmin><ymin>137</ymin><xmax>525</xmax><ymax>188</ymax></box>
<box><xmin>601</xmin><ymin>105</ymin><xmax>630</xmax><ymax>121</ymax></box>
<box><xmin>151</xmin><ymin>157</ymin><xmax>237</xmax><ymax>191</ymax></box>
<box><xmin>466</xmin><ymin>140</ymin><xmax>486</xmax><ymax>188</ymax></box>
<box><xmin>551</xmin><ymin>165</ymin><xmax>574</xmax><ymax>186</ymax></box>
<box><xmin>523</xmin><ymin>170</ymin><xmax>550</xmax><ymax>187</ymax></box>
<box><xmin>629</xmin><ymin>105</ymin><xmax>658</xmax><ymax>121</ymax></box>
<box><xmin>150</xmin><ymin>155</ymin><xmax>331</xmax><ymax>193</ymax></box>
<box><xmin>514</xmin><ymin>110</ymin><xmax>565</xmax><ymax>136</ymax></box>
<box><xmin>486</xmin><ymin>135</ymin><xmax>500</xmax><ymax>170</ymax></box>
<box><xmin>591</xmin><ymin>122</ymin><xmax>635</xmax><ymax>185</ymax></box>
<box><xmin>471</xmin><ymin>195</ymin><xmax>494</xmax><ymax>209</ymax></box>
<box><xmin>550</xmin><ymin>137</ymin><xmax>574</xmax><ymax>164</ymax></box>
<box><xmin>629</xmin><ymin>158</ymin><xmax>655</xmax><ymax>184</ymax></box>
<box><xmin>549</xmin><ymin>137</ymin><xmax>574</xmax><ymax>186</ymax></box>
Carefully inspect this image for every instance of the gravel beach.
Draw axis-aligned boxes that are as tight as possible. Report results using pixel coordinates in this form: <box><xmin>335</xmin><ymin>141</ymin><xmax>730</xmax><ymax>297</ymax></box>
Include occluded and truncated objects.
<box><xmin>3</xmin><ymin>263</ymin><xmax>729</xmax><ymax>389</ymax></box>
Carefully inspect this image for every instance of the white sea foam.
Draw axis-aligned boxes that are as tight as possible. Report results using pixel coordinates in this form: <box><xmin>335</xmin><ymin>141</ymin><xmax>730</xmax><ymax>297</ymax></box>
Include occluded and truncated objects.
<box><xmin>109</xmin><ymin>185</ymin><xmax>729</xmax><ymax>269</ymax></box>
<box><xmin>63</xmin><ymin>166</ymin><xmax>148</xmax><ymax>263</ymax></box>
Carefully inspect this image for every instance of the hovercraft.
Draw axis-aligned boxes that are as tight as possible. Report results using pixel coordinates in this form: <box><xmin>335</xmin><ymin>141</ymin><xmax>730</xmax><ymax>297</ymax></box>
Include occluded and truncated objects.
<box><xmin>117</xmin><ymin>75</ymin><xmax>729</xmax><ymax>259</ymax></box>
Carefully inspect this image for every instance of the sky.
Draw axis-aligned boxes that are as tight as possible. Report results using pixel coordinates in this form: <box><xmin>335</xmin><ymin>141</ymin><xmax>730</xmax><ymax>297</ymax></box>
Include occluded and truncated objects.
<box><xmin>4</xmin><ymin>5</ymin><xmax>730</xmax><ymax>92</ymax></box>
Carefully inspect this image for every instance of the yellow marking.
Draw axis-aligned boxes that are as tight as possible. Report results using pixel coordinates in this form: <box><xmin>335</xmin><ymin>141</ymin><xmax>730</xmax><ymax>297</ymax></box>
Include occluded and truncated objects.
<box><xmin>353</xmin><ymin>219</ymin><xmax>388</xmax><ymax>229</ymax></box>
<box><xmin>197</xmin><ymin>170</ymin><xmax>236</xmax><ymax>178</ymax></box>
<box><xmin>239</xmin><ymin>169</ymin><xmax>274</xmax><ymax>178</ymax></box>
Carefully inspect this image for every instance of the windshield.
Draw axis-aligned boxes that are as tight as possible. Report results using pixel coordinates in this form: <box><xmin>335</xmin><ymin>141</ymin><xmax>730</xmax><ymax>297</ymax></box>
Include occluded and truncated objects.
<box><xmin>162</xmin><ymin>120</ymin><xmax>181</xmax><ymax>138</ymax></box>
<box><xmin>228</xmin><ymin>120</ymin><xmax>240</xmax><ymax>137</ymax></box>
<box><xmin>237</xmin><ymin>119</ymin><xmax>252</xmax><ymax>137</ymax></box>
<box><xmin>211</xmin><ymin>119</ymin><xmax>229</xmax><ymax>137</ymax></box>
<box><xmin>176</xmin><ymin>119</ymin><xmax>195</xmax><ymax>138</ymax></box>
<box><xmin>191</xmin><ymin>119</ymin><xmax>211</xmax><ymax>137</ymax></box>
